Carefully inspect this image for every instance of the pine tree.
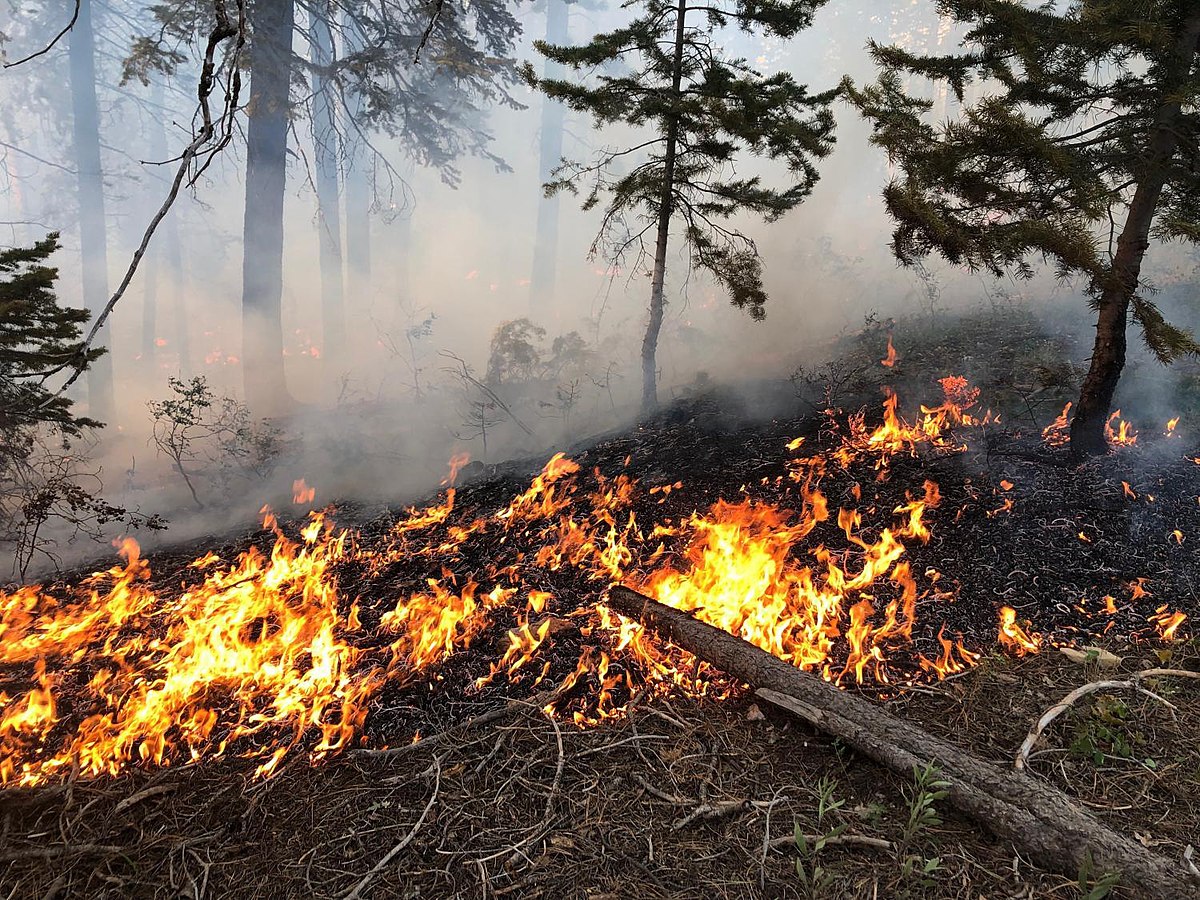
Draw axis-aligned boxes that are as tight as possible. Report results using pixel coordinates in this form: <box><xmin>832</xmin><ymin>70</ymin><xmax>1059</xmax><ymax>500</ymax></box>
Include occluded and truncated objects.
<box><xmin>0</xmin><ymin>233</ymin><xmax>104</xmax><ymax>439</ymax></box>
<box><xmin>523</xmin><ymin>0</ymin><xmax>837</xmax><ymax>411</ymax></box>
<box><xmin>848</xmin><ymin>0</ymin><xmax>1200</xmax><ymax>456</ymax></box>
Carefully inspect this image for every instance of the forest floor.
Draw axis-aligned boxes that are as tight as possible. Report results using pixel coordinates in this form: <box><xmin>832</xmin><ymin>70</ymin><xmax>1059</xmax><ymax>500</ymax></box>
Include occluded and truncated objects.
<box><xmin>3</xmin><ymin>310</ymin><xmax>1200</xmax><ymax>899</ymax></box>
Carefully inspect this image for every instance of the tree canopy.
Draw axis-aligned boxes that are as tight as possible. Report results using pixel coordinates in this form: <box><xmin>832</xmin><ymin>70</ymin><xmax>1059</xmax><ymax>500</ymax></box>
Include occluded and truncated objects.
<box><xmin>848</xmin><ymin>0</ymin><xmax>1200</xmax><ymax>453</ymax></box>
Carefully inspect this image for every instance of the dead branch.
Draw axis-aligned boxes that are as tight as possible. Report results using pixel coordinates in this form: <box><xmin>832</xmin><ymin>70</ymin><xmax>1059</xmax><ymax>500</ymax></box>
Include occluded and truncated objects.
<box><xmin>31</xmin><ymin>0</ymin><xmax>247</xmax><ymax>402</ymax></box>
<box><xmin>3</xmin><ymin>0</ymin><xmax>81</xmax><ymax>68</ymax></box>
<box><xmin>1015</xmin><ymin>668</ymin><xmax>1200</xmax><ymax>771</ymax></box>
<box><xmin>342</xmin><ymin>751</ymin><xmax>444</xmax><ymax>900</ymax></box>
<box><xmin>767</xmin><ymin>833</ymin><xmax>893</xmax><ymax>851</ymax></box>
<box><xmin>605</xmin><ymin>585</ymin><xmax>1200</xmax><ymax>899</ymax></box>
<box><xmin>352</xmin><ymin>689</ymin><xmax>557</xmax><ymax>760</ymax></box>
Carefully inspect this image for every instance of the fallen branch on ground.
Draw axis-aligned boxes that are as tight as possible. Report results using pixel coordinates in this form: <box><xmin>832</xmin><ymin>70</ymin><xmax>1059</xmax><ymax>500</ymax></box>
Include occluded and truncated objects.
<box><xmin>605</xmin><ymin>585</ymin><xmax>1200</xmax><ymax>900</ymax></box>
<box><xmin>1015</xmin><ymin>668</ymin><xmax>1199</xmax><ymax>771</ymax></box>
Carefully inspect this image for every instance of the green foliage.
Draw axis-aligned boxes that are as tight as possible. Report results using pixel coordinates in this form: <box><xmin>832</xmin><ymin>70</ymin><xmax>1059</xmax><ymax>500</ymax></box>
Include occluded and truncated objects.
<box><xmin>127</xmin><ymin>0</ymin><xmax>524</xmax><ymax>183</ymax></box>
<box><xmin>900</xmin><ymin>761</ymin><xmax>949</xmax><ymax>850</ymax></box>
<box><xmin>524</xmin><ymin>0</ymin><xmax>836</xmax><ymax>316</ymax></box>
<box><xmin>793</xmin><ymin>776</ymin><xmax>846</xmax><ymax>896</ymax></box>
<box><xmin>0</xmin><ymin>233</ymin><xmax>103</xmax><ymax>438</ymax></box>
<box><xmin>0</xmin><ymin>236</ymin><xmax>161</xmax><ymax>578</ymax></box>
<box><xmin>848</xmin><ymin>0</ymin><xmax>1200</xmax><ymax>363</ymax></box>
<box><xmin>1077</xmin><ymin>850</ymin><xmax>1122</xmax><ymax>899</ymax></box>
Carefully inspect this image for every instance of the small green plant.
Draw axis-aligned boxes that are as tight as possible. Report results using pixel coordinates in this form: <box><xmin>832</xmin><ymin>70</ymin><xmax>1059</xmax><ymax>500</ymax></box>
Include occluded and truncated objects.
<box><xmin>793</xmin><ymin>776</ymin><xmax>846</xmax><ymax>897</ymax></box>
<box><xmin>1068</xmin><ymin>696</ymin><xmax>1149</xmax><ymax>766</ymax></box>
<box><xmin>898</xmin><ymin>853</ymin><xmax>943</xmax><ymax>891</ymax></box>
<box><xmin>1076</xmin><ymin>850</ymin><xmax>1121</xmax><ymax>899</ymax></box>
<box><xmin>894</xmin><ymin>762</ymin><xmax>950</xmax><ymax>894</ymax></box>
<box><xmin>901</xmin><ymin>761</ymin><xmax>950</xmax><ymax>849</ymax></box>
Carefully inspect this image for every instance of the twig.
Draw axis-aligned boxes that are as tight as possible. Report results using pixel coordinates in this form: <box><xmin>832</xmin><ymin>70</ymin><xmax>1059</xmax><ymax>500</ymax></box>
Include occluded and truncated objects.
<box><xmin>767</xmin><ymin>833</ymin><xmax>893</xmax><ymax>851</ymax></box>
<box><xmin>1015</xmin><ymin>669</ymin><xmax>1199</xmax><ymax>770</ymax></box>
<box><xmin>353</xmin><ymin>690</ymin><xmax>556</xmax><ymax>759</ymax></box>
<box><xmin>631</xmin><ymin>772</ymin><xmax>691</xmax><ymax>805</ymax></box>
<box><xmin>572</xmin><ymin>733</ymin><xmax>670</xmax><ymax>759</ymax></box>
<box><xmin>342</xmin><ymin>752</ymin><xmax>444</xmax><ymax>900</ymax></box>
<box><xmin>113</xmin><ymin>782</ymin><xmax>179</xmax><ymax>814</ymax></box>
<box><xmin>3</xmin><ymin>0</ymin><xmax>80</xmax><ymax>68</ymax></box>
<box><xmin>472</xmin><ymin>713</ymin><xmax>565</xmax><ymax>865</ymax></box>
<box><xmin>0</xmin><ymin>844</ymin><xmax>124</xmax><ymax>862</ymax></box>
<box><xmin>672</xmin><ymin>798</ymin><xmax>779</xmax><ymax>831</ymax></box>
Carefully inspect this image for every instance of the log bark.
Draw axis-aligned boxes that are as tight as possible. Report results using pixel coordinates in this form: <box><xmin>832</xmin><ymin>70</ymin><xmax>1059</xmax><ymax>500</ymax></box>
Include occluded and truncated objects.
<box><xmin>606</xmin><ymin>585</ymin><xmax>1200</xmax><ymax>899</ymax></box>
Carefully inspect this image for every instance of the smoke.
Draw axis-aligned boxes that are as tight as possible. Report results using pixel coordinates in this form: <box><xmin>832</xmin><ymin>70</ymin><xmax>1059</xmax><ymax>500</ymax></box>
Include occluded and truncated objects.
<box><xmin>2</xmin><ymin>0</ymin><xmax>1197</xmax><ymax>580</ymax></box>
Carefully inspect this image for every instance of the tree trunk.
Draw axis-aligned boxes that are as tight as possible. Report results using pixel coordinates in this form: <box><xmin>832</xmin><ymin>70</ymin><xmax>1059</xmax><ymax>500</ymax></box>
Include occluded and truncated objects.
<box><xmin>310</xmin><ymin>2</ymin><xmax>346</xmax><ymax>373</ymax></box>
<box><xmin>68</xmin><ymin>0</ymin><xmax>115</xmax><ymax>423</ymax></box>
<box><xmin>1069</xmin><ymin>11</ymin><xmax>1200</xmax><ymax>457</ymax></box>
<box><xmin>529</xmin><ymin>0</ymin><xmax>569</xmax><ymax>322</ymax></box>
<box><xmin>342</xmin><ymin>13</ymin><xmax>372</xmax><ymax>313</ymax></box>
<box><xmin>140</xmin><ymin>82</ymin><xmax>169</xmax><ymax>373</ymax></box>
<box><xmin>641</xmin><ymin>0</ymin><xmax>687</xmax><ymax>413</ymax></box>
<box><xmin>607</xmin><ymin>586</ymin><xmax>1200</xmax><ymax>900</ymax></box>
<box><xmin>242</xmin><ymin>0</ymin><xmax>295</xmax><ymax>414</ymax></box>
<box><xmin>164</xmin><ymin>209</ymin><xmax>189</xmax><ymax>374</ymax></box>
<box><xmin>140</xmin><ymin>242</ymin><xmax>159</xmax><ymax>370</ymax></box>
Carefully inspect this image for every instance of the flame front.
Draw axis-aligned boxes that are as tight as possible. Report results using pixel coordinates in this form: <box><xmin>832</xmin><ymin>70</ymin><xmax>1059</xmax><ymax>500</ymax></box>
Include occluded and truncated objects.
<box><xmin>1</xmin><ymin>382</ymin><xmax>1186</xmax><ymax>786</ymax></box>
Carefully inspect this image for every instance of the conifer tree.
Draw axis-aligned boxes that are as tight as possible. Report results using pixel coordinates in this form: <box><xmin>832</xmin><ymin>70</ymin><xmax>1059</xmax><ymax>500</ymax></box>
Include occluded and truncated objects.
<box><xmin>524</xmin><ymin>0</ymin><xmax>836</xmax><ymax>410</ymax></box>
<box><xmin>0</xmin><ymin>233</ymin><xmax>104</xmax><ymax>439</ymax></box>
<box><xmin>848</xmin><ymin>0</ymin><xmax>1200</xmax><ymax>456</ymax></box>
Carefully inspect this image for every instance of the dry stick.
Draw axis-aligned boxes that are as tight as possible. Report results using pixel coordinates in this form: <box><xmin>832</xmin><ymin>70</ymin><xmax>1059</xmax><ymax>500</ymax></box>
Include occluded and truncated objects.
<box><xmin>342</xmin><ymin>752</ymin><xmax>444</xmax><ymax>900</ymax></box>
<box><xmin>767</xmin><ymin>833</ymin><xmax>893</xmax><ymax>852</ymax></box>
<box><xmin>30</xmin><ymin>0</ymin><xmax>246</xmax><ymax>402</ymax></box>
<box><xmin>472</xmin><ymin>713</ymin><xmax>565</xmax><ymax>866</ymax></box>
<box><xmin>353</xmin><ymin>689</ymin><xmax>557</xmax><ymax>760</ymax></box>
<box><xmin>605</xmin><ymin>585</ymin><xmax>1200</xmax><ymax>900</ymax></box>
<box><xmin>1015</xmin><ymin>668</ymin><xmax>1200</xmax><ymax>771</ymax></box>
<box><xmin>0</xmin><ymin>844</ymin><xmax>124</xmax><ymax>862</ymax></box>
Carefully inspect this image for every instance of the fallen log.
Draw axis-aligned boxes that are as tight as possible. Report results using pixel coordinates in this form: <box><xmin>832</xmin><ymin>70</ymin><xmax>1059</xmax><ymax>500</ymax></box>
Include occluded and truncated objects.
<box><xmin>606</xmin><ymin>585</ymin><xmax>1200</xmax><ymax>900</ymax></box>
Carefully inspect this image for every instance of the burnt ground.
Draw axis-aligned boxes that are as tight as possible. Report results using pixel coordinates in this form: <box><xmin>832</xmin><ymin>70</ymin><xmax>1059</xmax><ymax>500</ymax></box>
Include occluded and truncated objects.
<box><xmin>2</xmin><ymin>384</ymin><xmax>1200</xmax><ymax>899</ymax></box>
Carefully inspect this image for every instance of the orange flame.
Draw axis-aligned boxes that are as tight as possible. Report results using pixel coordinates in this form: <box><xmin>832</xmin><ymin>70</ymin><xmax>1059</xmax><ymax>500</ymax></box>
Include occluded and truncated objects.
<box><xmin>998</xmin><ymin>607</ymin><xmax>1041</xmax><ymax>656</ymax></box>
<box><xmin>292</xmin><ymin>478</ymin><xmax>316</xmax><ymax>505</ymax></box>
<box><xmin>881</xmin><ymin>334</ymin><xmax>897</xmax><ymax>368</ymax></box>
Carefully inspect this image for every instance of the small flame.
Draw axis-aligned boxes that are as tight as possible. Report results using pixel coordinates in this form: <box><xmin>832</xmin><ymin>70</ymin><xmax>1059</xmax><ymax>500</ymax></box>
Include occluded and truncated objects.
<box><xmin>998</xmin><ymin>607</ymin><xmax>1041</xmax><ymax>656</ymax></box>
<box><xmin>1150</xmin><ymin>606</ymin><xmax>1187</xmax><ymax>641</ymax></box>
<box><xmin>881</xmin><ymin>334</ymin><xmax>897</xmax><ymax>368</ymax></box>
<box><xmin>293</xmin><ymin>479</ymin><xmax>316</xmax><ymax>505</ymax></box>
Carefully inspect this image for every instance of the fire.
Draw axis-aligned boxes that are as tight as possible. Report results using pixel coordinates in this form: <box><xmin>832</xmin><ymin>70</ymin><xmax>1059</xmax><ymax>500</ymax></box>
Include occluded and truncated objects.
<box><xmin>997</xmin><ymin>607</ymin><xmax>1041</xmax><ymax>656</ymax></box>
<box><xmin>1042</xmin><ymin>403</ymin><xmax>1071</xmax><ymax>447</ymax></box>
<box><xmin>293</xmin><ymin>478</ymin><xmax>316</xmax><ymax>505</ymax></box>
<box><xmin>1105</xmin><ymin>410</ymin><xmax>1137</xmax><ymax>446</ymax></box>
<box><xmin>1166</xmin><ymin>416</ymin><xmax>1180</xmax><ymax>436</ymax></box>
<box><xmin>1</xmin><ymin>513</ymin><xmax>375</xmax><ymax>786</ymax></box>
<box><xmin>2</xmin><ymin>379</ymin><xmax>1188</xmax><ymax>787</ymax></box>
<box><xmin>881</xmin><ymin>334</ymin><xmax>897</xmax><ymax>367</ymax></box>
<box><xmin>1150</xmin><ymin>606</ymin><xmax>1187</xmax><ymax>641</ymax></box>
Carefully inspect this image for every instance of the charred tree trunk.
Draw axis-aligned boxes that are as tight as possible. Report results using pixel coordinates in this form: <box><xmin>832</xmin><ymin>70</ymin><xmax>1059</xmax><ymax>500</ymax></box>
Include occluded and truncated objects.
<box><xmin>242</xmin><ymin>0</ymin><xmax>295</xmax><ymax>414</ymax></box>
<box><xmin>309</xmin><ymin>2</ymin><xmax>346</xmax><ymax>372</ymax></box>
<box><xmin>642</xmin><ymin>0</ymin><xmax>687</xmax><ymax>413</ymax></box>
<box><xmin>1069</xmin><ymin>11</ymin><xmax>1200</xmax><ymax>457</ymax></box>
<box><xmin>343</xmin><ymin>13</ymin><xmax>372</xmax><ymax>313</ymax></box>
<box><xmin>68</xmin><ymin>0</ymin><xmax>115</xmax><ymax>422</ymax></box>
<box><xmin>607</xmin><ymin>586</ymin><xmax>1200</xmax><ymax>899</ymax></box>
<box><xmin>529</xmin><ymin>0</ymin><xmax>569</xmax><ymax>321</ymax></box>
